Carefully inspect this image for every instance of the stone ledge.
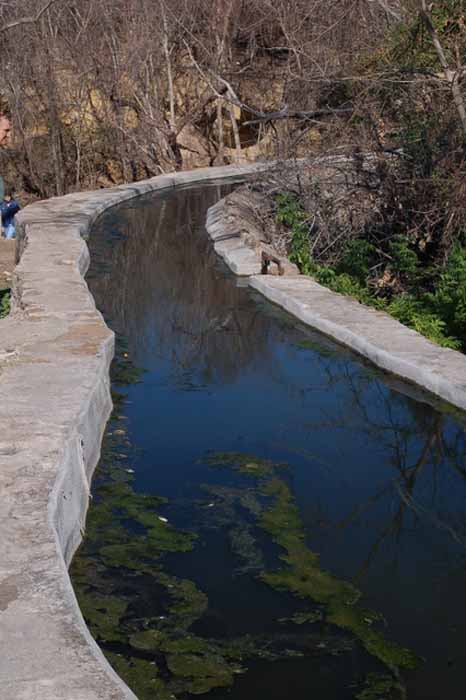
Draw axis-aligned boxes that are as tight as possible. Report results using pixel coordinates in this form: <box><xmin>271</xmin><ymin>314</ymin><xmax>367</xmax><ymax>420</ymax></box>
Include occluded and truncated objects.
<box><xmin>206</xmin><ymin>191</ymin><xmax>299</xmax><ymax>277</ymax></box>
<box><xmin>249</xmin><ymin>276</ymin><xmax>466</xmax><ymax>411</ymax></box>
<box><xmin>0</xmin><ymin>163</ymin><xmax>266</xmax><ymax>700</ymax></box>
<box><xmin>205</xmin><ymin>189</ymin><xmax>466</xmax><ymax>414</ymax></box>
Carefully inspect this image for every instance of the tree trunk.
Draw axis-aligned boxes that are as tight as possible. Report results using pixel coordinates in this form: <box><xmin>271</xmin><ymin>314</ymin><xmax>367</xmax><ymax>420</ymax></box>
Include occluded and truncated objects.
<box><xmin>420</xmin><ymin>0</ymin><xmax>466</xmax><ymax>138</ymax></box>
<box><xmin>228</xmin><ymin>103</ymin><xmax>243</xmax><ymax>162</ymax></box>
<box><xmin>161</xmin><ymin>1</ymin><xmax>176</xmax><ymax>130</ymax></box>
<box><xmin>216</xmin><ymin>98</ymin><xmax>225</xmax><ymax>164</ymax></box>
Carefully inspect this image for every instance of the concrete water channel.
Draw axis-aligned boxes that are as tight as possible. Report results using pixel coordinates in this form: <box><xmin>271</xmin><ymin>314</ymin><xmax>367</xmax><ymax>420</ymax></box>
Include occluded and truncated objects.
<box><xmin>71</xmin><ymin>181</ymin><xmax>466</xmax><ymax>700</ymax></box>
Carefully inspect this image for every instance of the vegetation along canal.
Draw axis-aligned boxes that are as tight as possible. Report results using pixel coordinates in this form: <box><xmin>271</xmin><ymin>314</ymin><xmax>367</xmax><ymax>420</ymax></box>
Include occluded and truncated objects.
<box><xmin>71</xmin><ymin>183</ymin><xmax>466</xmax><ymax>700</ymax></box>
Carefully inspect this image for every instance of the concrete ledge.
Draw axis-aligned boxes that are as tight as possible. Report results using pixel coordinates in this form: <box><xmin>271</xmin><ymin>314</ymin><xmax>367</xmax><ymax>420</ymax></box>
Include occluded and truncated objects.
<box><xmin>205</xmin><ymin>194</ymin><xmax>466</xmax><ymax>413</ymax></box>
<box><xmin>206</xmin><ymin>198</ymin><xmax>263</xmax><ymax>275</ymax></box>
<box><xmin>206</xmin><ymin>193</ymin><xmax>299</xmax><ymax>277</ymax></box>
<box><xmin>249</xmin><ymin>276</ymin><xmax>466</xmax><ymax>411</ymax></box>
<box><xmin>0</xmin><ymin>163</ymin><xmax>266</xmax><ymax>700</ymax></box>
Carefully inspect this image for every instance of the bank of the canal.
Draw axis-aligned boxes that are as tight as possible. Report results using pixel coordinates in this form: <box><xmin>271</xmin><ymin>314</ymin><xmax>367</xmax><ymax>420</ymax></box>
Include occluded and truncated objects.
<box><xmin>0</xmin><ymin>165</ymin><xmax>266</xmax><ymax>700</ymax></box>
<box><xmin>72</xmin><ymin>183</ymin><xmax>466</xmax><ymax>700</ymax></box>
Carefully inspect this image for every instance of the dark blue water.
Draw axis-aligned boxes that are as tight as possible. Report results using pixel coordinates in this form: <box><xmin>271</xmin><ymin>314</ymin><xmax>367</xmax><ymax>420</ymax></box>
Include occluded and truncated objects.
<box><xmin>79</xmin><ymin>182</ymin><xmax>466</xmax><ymax>700</ymax></box>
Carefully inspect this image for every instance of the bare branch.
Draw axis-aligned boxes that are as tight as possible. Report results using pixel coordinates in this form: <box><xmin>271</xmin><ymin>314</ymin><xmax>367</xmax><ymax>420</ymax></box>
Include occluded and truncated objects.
<box><xmin>420</xmin><ymin>0</ymin><xmax>466</xmax><ymax>137</ymax></box>
<box><xmin>368</xmin><ymin>0</ymin><xmax>403</xmax><ymax>23</ymax></box>
<box><xmin>0</xmin><ymin>0</ymin><xmax>60</xmax><ymax>33</ymax></box>
<box><xmin>184</xmin><ymin>40</ymin><xmax>352</xmax><ymax>128</ymax></box>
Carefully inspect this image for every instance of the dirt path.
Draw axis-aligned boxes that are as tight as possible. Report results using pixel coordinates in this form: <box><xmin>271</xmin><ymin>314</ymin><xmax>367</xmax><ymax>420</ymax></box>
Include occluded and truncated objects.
<box><xmin>0</xmin><ymin>239</ymin><xmax>15</xmax><ymax>290</ymax></box>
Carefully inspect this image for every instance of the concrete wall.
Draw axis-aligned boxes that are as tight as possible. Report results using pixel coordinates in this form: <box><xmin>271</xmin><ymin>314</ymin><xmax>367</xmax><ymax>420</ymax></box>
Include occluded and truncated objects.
<box><xmin>0</xmin><ymin>165</ymin><xmax>265</xmax><ymax>700</ymax></box>
<box><xmin>206</xmin><ymin>195</ymin><xmax>466</xmax><ymax>413</ymax></box>
<box><xmin>2</xmin><ymin>160</ymin><xmax>465</xmax><ymax>700</ymax></box>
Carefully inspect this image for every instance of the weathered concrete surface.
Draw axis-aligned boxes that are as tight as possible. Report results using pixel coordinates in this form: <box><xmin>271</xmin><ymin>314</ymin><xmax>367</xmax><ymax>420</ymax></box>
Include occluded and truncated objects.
<box><xmin>0</xmin><ymin>239</ymin><xmax>15</xmax><ymax>290</ymax></box>
<box><xmin>0</xmin><ymin>163</ymin><xmax>267</xmax><ymax>700</ymax></box>
<box><xmin>206</xmin><ymin>190</ymin><xmax>299</xmax><ymax>277</ymax></box>
<box><xmin>249</xmin><ymin>276</ymin><xmax>466</xmax><ymax>411</ymax></box>
<box><xmin>5</xmin><ymin>154</ymin><xmax>463</xmax><ymax>700</ymax></box>
<box><xmin>205</xmin><ymin>188</ymin><xmax>466</xmax><ymax>413</ymax></box>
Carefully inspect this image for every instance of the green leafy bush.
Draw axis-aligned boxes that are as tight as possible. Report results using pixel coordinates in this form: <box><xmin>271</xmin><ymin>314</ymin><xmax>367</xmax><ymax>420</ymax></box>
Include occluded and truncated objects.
<box><xmin>386</xmin><ymin>294</ymin><xmax>461</xmax><ymax>349</ymax></box>
<box><xmin>275</xmin><ymin>190</ymin><xmax>466</xmax><ymax>351</ymax></box>
<box><xmin>337</xmin><ymin>239</ymin><xmax>376</xmax><ymax>284</ymax></box>
<box><xmin>312</xmin><ymin>266</ymin><xmax>373</xmax><ymax>305</ymax></box>
<box><xmin>0</xmin><ymin>289</ymin><xmax>10</xmax><ymax>318</ymax></box>
<box><xmin>276</xmin><ymin>193</ymin><xmax>312</xmax><ymax>274</ymax></box>
<box><xmin>388</xmin><ymin>235</ymin><xmax>420</xmax><ymax>282</ymax></box>
<box><xmin>428</xmin><ymin>244</ymin><xmax>466</xmax><ymax>346</ymax></box>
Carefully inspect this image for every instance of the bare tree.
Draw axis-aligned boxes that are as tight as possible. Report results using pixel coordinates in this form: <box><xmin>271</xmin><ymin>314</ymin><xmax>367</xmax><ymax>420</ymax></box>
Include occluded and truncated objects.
<box><xmin>0</xmin><ymin>0</ymin><xmax>61</xmax><ymax>33</ymax></box>
<box><xmin>419</xmin><ymin>0</ymin><xmax>466</xmax><ymax>136</ymax></box>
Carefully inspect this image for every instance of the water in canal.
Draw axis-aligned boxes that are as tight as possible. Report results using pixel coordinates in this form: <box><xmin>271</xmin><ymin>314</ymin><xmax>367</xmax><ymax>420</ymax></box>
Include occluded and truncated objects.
<box><xmin>71</xmin><ymin>183</ymin><xmax>466</xmax><ymax>700</ymax></box>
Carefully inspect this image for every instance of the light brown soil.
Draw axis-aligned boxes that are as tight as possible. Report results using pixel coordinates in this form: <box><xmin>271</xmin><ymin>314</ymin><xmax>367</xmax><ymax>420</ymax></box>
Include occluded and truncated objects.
<box><xmin>0</xmin><ymin>239</ymin><xmax>15</xmax><ymax>290</ymax></box>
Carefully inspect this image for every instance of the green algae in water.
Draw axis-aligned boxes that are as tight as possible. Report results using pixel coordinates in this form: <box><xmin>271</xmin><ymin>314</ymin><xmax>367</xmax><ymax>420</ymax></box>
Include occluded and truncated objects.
<box><xmin>112</xmin><ymin>337</ymin><xmax>146</xmax><ymax>385</ymax></box>
<box><xmin>229</xmin><ymin>523</ymin><xmax>265</xmax><ymax>574</ymax></box>
<box><xmin>355</xmin><ymin>673</ymin><xmax>405</xmax><ymax>700</ymax></box>
<box><xmin>258</xmin><ymin>477</ymin><xmax>418</xmax><ymax>672</ymax></box>
<box><xmin>157</xmin><ymin>573</ymin><xmax>209</xmax><ymax>628</ymax></box>
<box><xmin>72</xmin><ymin>351</ymin><xmax>254</xmax><ymax>698</ymax></box>
<box><xmin>204</xmin><ymin>452</ymin><xmax>420</xmax><ymax>697</ymax></box>
<box><xmin>73</xmin><ymin>462</ymin><xmax>236</xmax><ymax>696</ymax></box>
<box><xmin>129</xmin><ymin>629</ymin><xmax>166</xmax><ymax>651</ymax></box>
<box><xmin>161</xmin><ymin>636</ymin><xmax>212</xmax><ymax>655</ymax></box>
<box><xmin>104</xmin><ymin>653</ymin><xmax>171</xmax><ymax>699</ymax></box>
<box><xmin>74</xmin><ymin>430</ymin><xmax>353</xmax><ymax>698</ymax></box>
<box><xmin>204</xmin><ymin>451</ymin><xmax>288</xmax><ymax>477</ymax></box>
<box><xmin>72</xmin><ymin>347</ymin><xmax>227</xmax><ymax>696</ymax></box>
<box><xmin>73</xmin><ymin>402</ymin><xmax>416</xmax><ymax>700</ymax></box>
<box><xmin>201</xmin><ymin>484</ymin><xmax>264</xmax><ymax>519</ymax></box>
<box><xmin>166</xmin><ymin>653</ymin><xmax>239</xmax><ymax>694</ymax></box>
<box><xmin>278</xmin><ymin>610</ymin><xmax>324</xmax><ymax>625</ymax></box>
<box><xmin>78</xmin><ymin>593</ymin><xmax>128</xmax><ymax>643</ymax></box>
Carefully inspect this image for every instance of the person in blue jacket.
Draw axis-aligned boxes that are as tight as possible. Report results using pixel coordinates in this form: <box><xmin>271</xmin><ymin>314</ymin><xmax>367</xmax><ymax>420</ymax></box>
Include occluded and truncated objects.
<box><xmin>1</xmin><ymin>188</ymin><xmax>20</xmax><ymax>239</ymax></box>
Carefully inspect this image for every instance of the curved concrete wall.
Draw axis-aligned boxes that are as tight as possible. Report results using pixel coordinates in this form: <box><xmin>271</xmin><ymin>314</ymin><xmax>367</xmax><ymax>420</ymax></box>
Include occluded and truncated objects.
<box><xmin>2</xmin><ymin>161</ymin><xmax>466</xmax><ymax>700</ymax></box>
<box><xmin>0</xmin><ymin>165</ymin><xmax>265</xmax><ymax>700</ymax></box>
<box><xmin>206</xmin><ymin>196</ymin><xmax>466</xmax><ymax>414</ymax></box>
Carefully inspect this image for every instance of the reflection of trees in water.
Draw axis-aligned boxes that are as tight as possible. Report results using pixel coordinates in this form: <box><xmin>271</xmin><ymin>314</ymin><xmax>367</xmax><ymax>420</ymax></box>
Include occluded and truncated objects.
<box><xmin>88</xmin><ymin>184</ymin><xmax>466</xmax><ymax>573</ymax></box>
<box><xmin>301</xmin><ymin>354</ymin><xmax>466</xmax><ymax>577</ymax></box>
<box><xmin>87</xmin><ymin>186</ymin><xmax>349</xmax><ymax>397</ymax></box>
<box><xmin>88</xmin><ymin>186</ymin><xmax>286</xmax><ymax>385</ymax></box>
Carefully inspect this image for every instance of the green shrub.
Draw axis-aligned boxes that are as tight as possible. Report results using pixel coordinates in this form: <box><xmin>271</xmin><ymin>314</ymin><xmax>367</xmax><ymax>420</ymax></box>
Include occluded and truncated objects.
<box><xmin>428</xmin><ymin>244</ymin><xmax>466</xmax><ymax>346</ymax></box>
<box><xmin>275</xmin><ymin>193</ymin><xmax>464</xmax><ymax>352</ymax></box>
<box><xmin>0</xmin><ymin>289</ymin><xmax>10</xmax><ymax>318</ymax></box>
<box><xmin>312</xmin><ymin>266</ymin><xmax>372</xmax><ymax>305</ymax></box>
<box><xmin>276</xmin><ymin>193</ymin><xmax>313</xmax><ymax>274</ymax></box>
<box><xmin>338</xmin><ymin>239</ymin><xmax>376</xmax><ymax>284</ymax></box>
<box><xmin>387</xmin><ymin>293</ymin><xmax>461</xmax><ymax>349</ymax></box>
<box><xmin>388</xmin><ymin>235</ymin><xmax>420</xmax><ymax>282</ymax></box>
